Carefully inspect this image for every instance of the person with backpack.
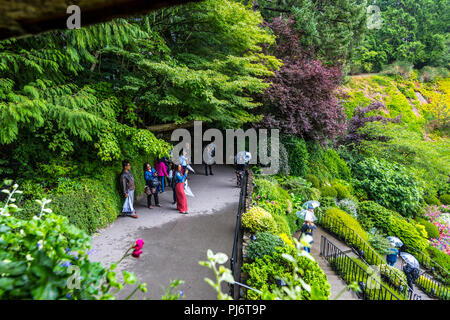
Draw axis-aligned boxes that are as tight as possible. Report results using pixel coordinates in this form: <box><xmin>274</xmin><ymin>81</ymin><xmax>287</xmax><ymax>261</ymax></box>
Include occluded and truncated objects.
<box><xmin>144</xmin><ymin>163</ymin><xmax>160</xmax><ymax>209</ymax></box>
<box><xmin>298</xmin><ymin>208</ymin><xmax>317</xmax><ymax>253</ymax></box>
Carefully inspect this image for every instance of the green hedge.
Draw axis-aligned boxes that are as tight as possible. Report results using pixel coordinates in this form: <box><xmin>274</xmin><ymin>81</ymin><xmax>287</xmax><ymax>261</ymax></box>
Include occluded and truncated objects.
<box><xmin>324</xmin><ymin>207</ymin><xmax>369</xmax><ymax>244</ymax></box>
<box><xmin>424</xmin><ymin>194</ymin><xmax>441</xmax><ymax>206</ymax></box>
<box><xmin>388</xmin><ymin>215</ymin><xmax>429</xmax><ymax>252</ymax></box>
<box><xmin>416</xmin><ymin>218</ymin><xmax>440</xmax><ymax>239</ymax></box>
<box><xmin>15</xmin><ymin>155</ymin><xmax>153</xmax><ymax>234</ymax></box>
<box><xmin>440</xmin><ymin>194</ymin><xmax>450</xmax><ymax>205</ymax></box>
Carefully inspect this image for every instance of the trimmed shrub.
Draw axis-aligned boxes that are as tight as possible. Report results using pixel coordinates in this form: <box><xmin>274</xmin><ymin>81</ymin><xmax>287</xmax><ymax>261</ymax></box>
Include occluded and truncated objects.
<box><xmin>426</xmin><ymin>246</ymin><xmax>450</xmax><ymax>273</ymax></box>
<box><xmin>424</xmin><ymin>194</ymin><xmax>441</xmax><ymax>206</ymax></box>
<box><xmin>388</xmin><ymin>215</ymin><xmax>429</xmax><ymax>252</ymax></box>
<box><xmin>320</xmin><ymin>186</ymin><xmax>337</xmax><ymax>198</ymax></box>
<box><xmin>416</xmin><ymin>218</ymin><xmax>440</xmax><ymax>239</ymax></box>
<box><xmin>273</xmin><ymin>214</ymin><xmax>291</xmax><ymax>235</ymax></box>
<box><xmin>333</xmin><ymin>183</ymin><xmax>351</xmax><ymax>200</ymax></box>
<box><xmin>357</xmin><ymin>201</ymin><xmax>392</xmax><ymax>233</ymax></box>
<box><xmin>242</xmin><ymin>206</ymin><xmax>277</xmax><ymax>234</ymax></box>
<box><xmin>440</xmin><ymin>194</ymin><xmax>450</xmax><ymax>205</ymax></box>
<box><xmin>324</xmin><ymin>207</ymin><xmax>369</xmax><ymax>243</ymax></box>
<box><xmin>246</xmin><ymin>232</ymin><xmax>284</xmax><ymax>261</ymax></box>
<box><xmin>316</xmin><ymin>196</ymin><xmax>337</xmax><ymax>216</ymax></box>
<box><xmin>305</xmin><ymin>174</ymin><xmax>320</xmax><ymax>189</ymax></box>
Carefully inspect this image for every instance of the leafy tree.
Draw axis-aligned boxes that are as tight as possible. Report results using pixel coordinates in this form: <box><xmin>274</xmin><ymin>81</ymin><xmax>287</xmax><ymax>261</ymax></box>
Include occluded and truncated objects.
<box><xmin>258</xmin><ymin>18</ymin><xmax>347</xmax><ymax>144</ymax></box>
<box><xmin>255</xmin><ymin>0</ymin><xmax>368</xmax><ymax>65</ymax></box>
<box><xmin>356</xmin><ymin>0</ymin><xmax>450</xmax><ymax>70</ymax></box>
<box><xmin>0</xmin><ymin>0</ymin><xmax>281</xmax><ymax>177</ymax></box>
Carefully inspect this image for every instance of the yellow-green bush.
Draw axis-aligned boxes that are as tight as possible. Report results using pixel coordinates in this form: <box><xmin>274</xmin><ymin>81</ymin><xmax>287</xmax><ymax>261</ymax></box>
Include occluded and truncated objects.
<box><xmin>388</xmin><ymin>215</ymin><xmax>429</xmax><ymax>252</ymax></box>
<box><xmin>242</xmin><ymin>206</ymin><xmax>277</xmax><ymax>234</ymax></box>
<box><xmin>324</xmin><ymin>207</ymin><xmax>369</xmax><ymax>243</ymax></box>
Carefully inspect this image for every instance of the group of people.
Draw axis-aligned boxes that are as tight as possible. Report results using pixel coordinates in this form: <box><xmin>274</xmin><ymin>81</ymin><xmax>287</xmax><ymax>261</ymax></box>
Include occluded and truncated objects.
<box><xmin>120</xmin><ymin>157</ymin><xmax>190</xmax><ymax>218</ymax></box>
<box><xmin>119</xmin><ymin>143</ymin><xmax>220</xmax><ymax>218</ymax></box>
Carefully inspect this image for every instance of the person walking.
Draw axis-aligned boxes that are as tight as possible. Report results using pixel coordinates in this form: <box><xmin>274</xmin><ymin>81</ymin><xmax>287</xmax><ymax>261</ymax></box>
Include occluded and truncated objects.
<box><xmin>203</xmin><ymin>142</ymin><xmax>216</xmax><ymax>176</ymax></box>
<box><xmin>298</xmin><ymin>209</ymin><xmax>317</xmax><ymax>253</ymax></box>
<box><xmin>144</xmin><ymin>163</ymin><xmax>161</xmax><ymax>209</ymax></box>
<box><xmin>386</xmin><ymin>244</ymin><xmax>399</xmax><ymax>267</ymax></box>
<box><xmin>403</xmin><ymin>263</ymin><xmax>420</xmax><ymax>290</ymax></box>
<box><xmin>155</xmin><ymin>158</ymin><xmax>168</xmax><ymax>193</ymax></box>
<box><xmin>120</xmin><ymin>160</ymin><xmax>138</xmax><ymax>219</ymax></box>
<box><xmin>169</xmin><ymin>162</ymin><xmax>177</xmax><ymax>205</ymax></box>
<box><xmin>174</xmin><ymin>164</ymin><xmax>188</xmax><ymax>214</ymax></box>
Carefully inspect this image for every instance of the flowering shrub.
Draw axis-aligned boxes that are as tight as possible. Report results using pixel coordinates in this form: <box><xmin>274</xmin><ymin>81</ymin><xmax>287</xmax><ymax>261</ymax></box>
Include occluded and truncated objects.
<box><xmin>253</xmin><ymin>178</ymin><xmax>293</xmax><ymax>213</ymax></box>
<box><xmin>425</xmin><ymin>205</ymin><xmax>450</xmax><ymax>255</ymax></box>
<box><xmin>0</xmin><ymin>183</ymin><xmax>147</xmax><ymax>300</ymax></box>
<box><xmin>338</xmin><ymin>198</ymin><xmax>358</xmax><ymax>219</ymax></box>
<box><xmin>242</xmin><ymin>206</ymin><xmax>277</xmax><ymax>234</ymax></box>
<box><xmin>279</xmin><ymin>233</ymin><xmax>294</xmax><ymax>248</ymax></box>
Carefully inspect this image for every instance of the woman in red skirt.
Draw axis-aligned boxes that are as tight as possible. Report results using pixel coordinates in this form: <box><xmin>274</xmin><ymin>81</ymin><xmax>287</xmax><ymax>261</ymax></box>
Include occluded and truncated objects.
<box><xmin>174</xmin><ymin>164</ymin><xmax>188</xmax><ymax>214</ymax></box>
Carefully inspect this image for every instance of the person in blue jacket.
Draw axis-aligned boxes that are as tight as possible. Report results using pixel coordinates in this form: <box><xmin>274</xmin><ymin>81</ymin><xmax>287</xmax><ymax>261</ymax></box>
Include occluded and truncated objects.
<box><xmin>386</xmin><ymin>244</ymin><xmax>399</xmax><ymax>266</ymax></box>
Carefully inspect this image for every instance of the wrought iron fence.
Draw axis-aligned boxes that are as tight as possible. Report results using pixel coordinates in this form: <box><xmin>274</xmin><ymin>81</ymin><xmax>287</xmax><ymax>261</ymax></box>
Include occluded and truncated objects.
<box><xmin>320</xmin><ymin>235</ymin><xmax>407</xmax><ymax>300</ymax></box>
<box><xmin>415</xmin><ymin>270</ymin><xmax>450</xmax><ymax>300</ymax></box>
<box><xmin>229</xmin><ymin>168</ymin><xmax>248</xmax><ymax>299</ymax></box>
<box><xmin>317</xmin><ymin>212</ymin><xmax>421</xmax><ymax>300</ymax></box>
<box><xmin>405</xmin><ymin>246</ymin><xmax>450</xmax><ymax>286</ymax></box>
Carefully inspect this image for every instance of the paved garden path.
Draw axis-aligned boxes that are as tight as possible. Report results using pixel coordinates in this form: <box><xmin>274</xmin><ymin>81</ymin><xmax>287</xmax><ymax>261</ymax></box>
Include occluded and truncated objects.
<box><xmin>294</xmin><ymin>226</ymin><xmax>360</xmax><ymax>300</ymax></box>
<box><xmin>90</xmin><ymin>164</ymin><xmax>240</xmax><ymax>300</ymax></box>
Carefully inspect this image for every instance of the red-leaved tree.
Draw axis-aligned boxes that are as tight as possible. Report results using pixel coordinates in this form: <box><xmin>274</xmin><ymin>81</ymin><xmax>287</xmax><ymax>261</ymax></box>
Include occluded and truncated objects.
<box><xmin>258</xmin><ymin>18</ymin><xmax>347</xmax><ymax>144</ymax></box>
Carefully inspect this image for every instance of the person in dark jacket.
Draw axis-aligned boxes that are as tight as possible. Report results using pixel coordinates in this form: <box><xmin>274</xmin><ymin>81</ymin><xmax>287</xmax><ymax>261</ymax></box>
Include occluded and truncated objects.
<box><xmin>120</xmin><ymin>160</ymin><xmax>137</xmax><ymax>219</ymax></box>
<box><xmin>403</xmin><ymin>263</ymin><xmax>420</xmax><ymax>289</ymax></box>
<box><xmin>144</xmin><ymin>163</ymin><xmax>160</xmax><ymax>208</ymax></box>
<box><xmin>298</xmin><ymin>221</ymin><xmax>317</xmax><ymax>253</ymax></box>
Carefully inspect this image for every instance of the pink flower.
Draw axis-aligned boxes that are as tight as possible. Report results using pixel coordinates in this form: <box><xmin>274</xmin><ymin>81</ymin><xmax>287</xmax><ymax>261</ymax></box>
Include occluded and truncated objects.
<box><xmin>132</xmin><ymin>249</ymin><xmax>142</xmax><ymax>258</ymax></box>
<box><xmin>135</xmin><ymin>239</ymin><xmax>144</xmax><ymax>250</ymax></box>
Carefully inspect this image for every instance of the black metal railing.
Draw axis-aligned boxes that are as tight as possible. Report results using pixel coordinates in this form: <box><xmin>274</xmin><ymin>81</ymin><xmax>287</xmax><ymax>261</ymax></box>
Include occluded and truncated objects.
<box><xmin>229</xmin><ymin>168</ymin><xmax>248</xmax><ymax>299</ymax></box>
<box><xmin>405</xmin><ymin>246</ymin><xmax>450</xmax><ymax>284</ymax></box>
<box><xmin>415</xmin><ymin>272</ymin><xmax>450</xmax><ymax>300</ymax></box>
<box><xmin>317</xmin><ymin>212</ymin><xmax>421</xmax><ymax>300</ymax></box>
<box><xmin>320</xmin><ymin>235</ymin><xmax>411</xmax><ymax>300</ymax></box>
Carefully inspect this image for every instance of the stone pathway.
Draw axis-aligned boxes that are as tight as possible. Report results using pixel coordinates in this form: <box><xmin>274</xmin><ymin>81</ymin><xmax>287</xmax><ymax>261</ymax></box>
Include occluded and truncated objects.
<box><xmin>90</xmin><ymin>164</ymin><xmax>240</xmax><ymax>299</ymax></box>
